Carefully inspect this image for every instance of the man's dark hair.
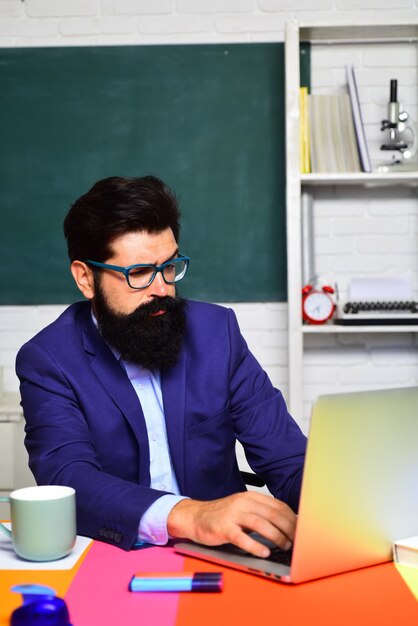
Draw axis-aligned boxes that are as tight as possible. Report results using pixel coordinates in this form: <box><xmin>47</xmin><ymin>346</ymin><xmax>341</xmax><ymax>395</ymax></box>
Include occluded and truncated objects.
<box><xmin>63</xmin><ymin>175</ymin><xmax>181</xmax><ymax>262</ymax></box>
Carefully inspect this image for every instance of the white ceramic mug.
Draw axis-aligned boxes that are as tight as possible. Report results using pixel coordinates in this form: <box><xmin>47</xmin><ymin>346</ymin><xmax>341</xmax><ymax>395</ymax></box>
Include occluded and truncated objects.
<box><xmin>0</xmin><ymin>485</ymin><xmax>76</xmax><ymax>561</ymax></box>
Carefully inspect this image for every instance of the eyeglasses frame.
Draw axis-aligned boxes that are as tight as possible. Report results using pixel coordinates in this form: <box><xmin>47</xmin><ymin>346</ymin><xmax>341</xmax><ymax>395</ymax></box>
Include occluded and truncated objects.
<box><xmin>84</xmin><ymin>253</ymin><xmax>190</xmax><ymax>290</ymax></box>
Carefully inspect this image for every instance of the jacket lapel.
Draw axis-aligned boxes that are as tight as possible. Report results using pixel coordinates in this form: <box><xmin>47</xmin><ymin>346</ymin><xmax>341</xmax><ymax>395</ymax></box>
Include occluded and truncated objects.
<box><xmin>161</xmin><ymin>347</ymin><xmax>187</xmax><ymax>493</ymax></box>
<box><xmin>78</xmin><ymin>306</ymin><xmax>151</xmax><ymax>484</ymax></box>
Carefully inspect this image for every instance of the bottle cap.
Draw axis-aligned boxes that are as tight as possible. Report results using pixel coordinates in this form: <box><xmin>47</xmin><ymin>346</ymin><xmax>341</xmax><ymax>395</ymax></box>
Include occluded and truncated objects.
<box><xmin>10</xmin><ymin>584</ymin><xmax>72</xmax><ymax>626</ymax></box>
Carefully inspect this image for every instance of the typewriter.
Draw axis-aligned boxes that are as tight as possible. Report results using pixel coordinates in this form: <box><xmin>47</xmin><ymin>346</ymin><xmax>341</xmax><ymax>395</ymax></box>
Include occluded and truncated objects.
<box><xmin>335</xmin><ymin>278</ymin><xmax>418</xmax><ymax>326</ymax></box>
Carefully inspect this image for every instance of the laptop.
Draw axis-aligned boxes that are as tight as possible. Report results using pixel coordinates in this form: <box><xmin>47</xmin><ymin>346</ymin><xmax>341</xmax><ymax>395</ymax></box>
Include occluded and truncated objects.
<box><xmin>175</xmin><ymin>386</ymin><xmax>418</xmax><ymax>583</ymax></box>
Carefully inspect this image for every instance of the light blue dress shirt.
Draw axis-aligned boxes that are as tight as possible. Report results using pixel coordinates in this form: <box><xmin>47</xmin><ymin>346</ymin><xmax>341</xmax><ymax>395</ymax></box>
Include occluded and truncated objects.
<box><xmin>122</xmin><ymin>360</ymin><xmax>186</xmax><ymax>545</ymax></box>
<box><xmin>91</xmin><ymin>312</ymin><xmax>186</xmax><ymax>545</ymax></box>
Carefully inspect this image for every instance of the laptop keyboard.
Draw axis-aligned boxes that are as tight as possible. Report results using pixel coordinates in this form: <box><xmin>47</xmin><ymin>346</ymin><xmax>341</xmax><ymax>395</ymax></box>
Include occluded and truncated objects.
<box><xmin>244</xmin><ymin>533</ymin><xmax>293</xmax><ymax>566</ymax></box>
<box><xmin>267</xmin><ymin>546</ymin><xmax>293</xmax><ymax>566</ymax></box>
<box><xmin>221</xmin><ymin>541</ymin><xmax>293</xmax><ymax>566</ymax></box>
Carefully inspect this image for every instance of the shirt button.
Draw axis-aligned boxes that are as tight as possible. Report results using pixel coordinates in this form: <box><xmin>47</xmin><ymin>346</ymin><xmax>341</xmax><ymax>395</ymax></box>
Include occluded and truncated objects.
<box><xmin>151</xmin><ymin>433</ymin><xmax>158</xmax><ymax>441</ymax></box>
<box><xmin>138</xmin><ymin>384</ymin><xmax>144</xmax><ymax>390</ymax></box>
<box><xmin>158</xmin><ymin>484</ymin><xmax>166</xmax><ymax>491</ymax></box>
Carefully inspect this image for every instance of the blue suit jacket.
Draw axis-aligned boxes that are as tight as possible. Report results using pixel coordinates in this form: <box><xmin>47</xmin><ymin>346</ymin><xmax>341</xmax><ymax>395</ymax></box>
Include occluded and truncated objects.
<box><xmin>16</xmin><ymin>300</ymin><xmax>306</xmax><ymax>550</ymax></box>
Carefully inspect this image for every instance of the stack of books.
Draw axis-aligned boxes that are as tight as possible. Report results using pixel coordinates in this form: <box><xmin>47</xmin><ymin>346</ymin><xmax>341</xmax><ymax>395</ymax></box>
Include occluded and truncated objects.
<box><xmin>300</xmin><ymin>65</ymin><xmax>372</xmax><ymax>174</ymax></box>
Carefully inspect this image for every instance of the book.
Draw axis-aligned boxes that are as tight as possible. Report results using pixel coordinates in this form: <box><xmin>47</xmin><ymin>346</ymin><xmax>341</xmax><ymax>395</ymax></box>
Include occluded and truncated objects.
<box><xmin>346</xmin><ymin>64</ymin><xmax>372</xmax><ymax>172</ymax></box>
<box><xmin>338</xmin><ymin>91</ymin><xmax>362</xmax><ymax>172</ymax></box>
<box><xmin>308</xmin><ymin>94</ymin><xmax>335</xmax><ymax>172</ymax></box>
<box><xmin>308</xmin><ymin>93</ymin><xmax>320</xmax><ymax>172</ymax></box>
<box><xmin>308</xmin><ymin>92</ymin><xmax>361</xmax><ymax>173</ymax></box>
<box><xmin>299</xmin><ymin>86</ymin><xmax>311</xmax><ymax>173</ymax></box>
<box><xmin>393</xmin><ymin>536</ymin><xmax>418</xmax><ymax>568</ymax></box>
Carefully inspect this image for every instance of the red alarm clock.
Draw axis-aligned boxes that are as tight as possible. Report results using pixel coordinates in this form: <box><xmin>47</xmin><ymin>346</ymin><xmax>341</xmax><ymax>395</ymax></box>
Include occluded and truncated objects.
<box><xmin>302</xmin><ymin>284</ymin><xmax>336</xmax><ymax>324</ymax></box>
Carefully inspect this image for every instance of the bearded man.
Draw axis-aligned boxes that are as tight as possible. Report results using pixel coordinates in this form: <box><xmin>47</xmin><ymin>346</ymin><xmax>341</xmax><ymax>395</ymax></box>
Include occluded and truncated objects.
<box><xmin>16</xmin><ymin>175</ymin><xmax>306</xmax><ymax>558</ymax></box>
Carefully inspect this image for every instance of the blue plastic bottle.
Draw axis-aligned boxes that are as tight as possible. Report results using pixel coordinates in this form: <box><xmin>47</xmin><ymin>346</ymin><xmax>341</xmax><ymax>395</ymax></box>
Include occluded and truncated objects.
<box><xmin>10</xmin><ymin>584</ymin><xmax>72</xmax><ymax>626</ymax></box>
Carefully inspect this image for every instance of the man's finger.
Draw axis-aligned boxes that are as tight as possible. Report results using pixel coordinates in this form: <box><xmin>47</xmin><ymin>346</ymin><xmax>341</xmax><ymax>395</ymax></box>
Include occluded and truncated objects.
<box><xmin>227</xmin><ymin>529</ymin><xmax>272</xmax><ymax>558</ymax></box>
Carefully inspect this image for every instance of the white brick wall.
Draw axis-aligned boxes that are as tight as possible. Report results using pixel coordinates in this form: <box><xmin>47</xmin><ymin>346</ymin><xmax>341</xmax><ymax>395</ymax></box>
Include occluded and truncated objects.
<box><xmin>1</xmin><ymin>1</ymin><xmax>418</xmax><ymax>441</ymax></box>
<box><xmin>0</xmin><ymin>1</ymin><xmax>416</xmax><ymax>46</ymax></box>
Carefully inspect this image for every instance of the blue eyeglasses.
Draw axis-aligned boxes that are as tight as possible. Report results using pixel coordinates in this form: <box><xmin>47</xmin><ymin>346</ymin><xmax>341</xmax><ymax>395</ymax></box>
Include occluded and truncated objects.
<box><xmin>85</xmin><ymin>254</ymin><xmax>190</xmax><ymax>290</ymax></box>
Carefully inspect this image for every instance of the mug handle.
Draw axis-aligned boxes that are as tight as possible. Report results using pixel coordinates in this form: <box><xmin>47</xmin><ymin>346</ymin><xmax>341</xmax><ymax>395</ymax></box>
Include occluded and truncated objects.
<box><xmin>0</xmin><ymin>497</ymin><xmax>12</xmax><ymax>537</ymax></box>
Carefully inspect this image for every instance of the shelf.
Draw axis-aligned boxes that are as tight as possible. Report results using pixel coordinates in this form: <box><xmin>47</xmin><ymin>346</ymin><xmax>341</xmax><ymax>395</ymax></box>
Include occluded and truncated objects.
<box><xmin>302</xmin><ymin>324</ymin><xmax>418</xmax><ymax>334</ymax></box>
<box><xmin>299</xmin><ymin>21</ymin><xmax>418</xmax><ymax>44</ymax></box>
<box><xmin>300</xmin><ymin>172</ymin><xmax>418</xmax><ymax>186</ymax></box>
<box><xmin>284</xmin><ymin>19</ymin><xmax>418</xmax><ymax>421</ymax></box>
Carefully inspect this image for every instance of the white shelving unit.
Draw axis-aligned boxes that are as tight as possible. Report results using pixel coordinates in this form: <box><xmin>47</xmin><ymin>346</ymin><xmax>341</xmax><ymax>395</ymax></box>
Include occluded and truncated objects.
<box><xmin>0</xmin><ymin>394</ymin><xmax>35</xmax><ymax>518</ymax></box>
<box><xmin>285</xmin><ymin>19</ymin><xmax>418</xmax><ymax>422</ymax></box>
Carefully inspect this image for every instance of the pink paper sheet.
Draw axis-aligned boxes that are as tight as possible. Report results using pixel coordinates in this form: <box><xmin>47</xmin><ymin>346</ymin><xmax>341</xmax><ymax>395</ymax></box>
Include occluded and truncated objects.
<box><xmin>65</xmin><ymin>542</ymin><xmax>184</xmax><ymax>626</ymax></box>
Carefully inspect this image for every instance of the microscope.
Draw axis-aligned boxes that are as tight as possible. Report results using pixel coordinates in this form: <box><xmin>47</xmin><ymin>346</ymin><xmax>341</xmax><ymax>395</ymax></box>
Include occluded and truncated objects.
<box><xmin>377</xmin><ymin>79</ymin><xmax>418</xmax><ymax>172</ymax></box>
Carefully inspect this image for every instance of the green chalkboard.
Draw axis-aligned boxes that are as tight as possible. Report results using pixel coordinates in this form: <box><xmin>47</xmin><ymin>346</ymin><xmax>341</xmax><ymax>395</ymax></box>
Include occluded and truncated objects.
<box><xmin>0</xmin><ymin>43</ymin><xmax>308</xmax><ymax>305</ymax></box>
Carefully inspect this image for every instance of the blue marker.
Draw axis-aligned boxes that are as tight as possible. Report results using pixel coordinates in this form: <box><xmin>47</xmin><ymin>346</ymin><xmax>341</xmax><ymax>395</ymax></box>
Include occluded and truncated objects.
<box><xmin>129</xmin><ymin>572</ymin><xmax>223</xmax><ymax>592</ymax></box>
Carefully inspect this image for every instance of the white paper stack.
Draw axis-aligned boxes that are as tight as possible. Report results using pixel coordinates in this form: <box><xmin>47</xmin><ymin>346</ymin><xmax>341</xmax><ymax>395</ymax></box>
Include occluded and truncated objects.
<box><xmin>393</xmin><ymin>536</ymin><xmax>418</xmax><ymax>569</ymax></box>
<box><xmin>349</xmin><ymin>277</ymin><xmax>413</xmax><ymax>302</ymax></box>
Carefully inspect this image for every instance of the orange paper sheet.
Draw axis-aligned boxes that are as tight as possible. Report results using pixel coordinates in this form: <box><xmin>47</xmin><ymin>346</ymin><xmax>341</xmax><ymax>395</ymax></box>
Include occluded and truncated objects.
<box><xmin>176</xmin><ymin>559</ymin><xmax>418</xmax><ymax>626</ymax></box>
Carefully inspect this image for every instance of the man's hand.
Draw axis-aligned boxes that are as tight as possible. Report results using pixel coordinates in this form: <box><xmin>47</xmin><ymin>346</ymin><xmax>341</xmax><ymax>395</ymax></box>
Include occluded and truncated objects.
<box><xmin>167</xmin><ymin>491</ymin><xmax>296</xmax><ymax>558</ymax></box>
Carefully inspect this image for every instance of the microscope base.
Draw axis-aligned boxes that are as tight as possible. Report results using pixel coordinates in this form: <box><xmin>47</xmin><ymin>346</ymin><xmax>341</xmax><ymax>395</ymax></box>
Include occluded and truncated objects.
<box><xmin>376</xmin><ymin>161</ymin><xmax>418</xmax><ymax>173</ymax></box>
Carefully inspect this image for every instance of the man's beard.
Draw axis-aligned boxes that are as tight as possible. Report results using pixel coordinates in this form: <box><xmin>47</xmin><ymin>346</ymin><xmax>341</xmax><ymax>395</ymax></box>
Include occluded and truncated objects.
<box><xmin>93</xmin><ymin>283</ymin><xmax>187</xmax><ymax>370</ymax></box>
